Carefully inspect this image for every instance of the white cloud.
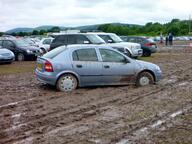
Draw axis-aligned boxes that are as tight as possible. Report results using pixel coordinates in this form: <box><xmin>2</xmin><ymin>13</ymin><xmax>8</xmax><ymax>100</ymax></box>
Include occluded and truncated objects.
<box><xmin>0</xmin><ymin>0</ymin><xmax>191</xmax><ymax>31</ymax></box>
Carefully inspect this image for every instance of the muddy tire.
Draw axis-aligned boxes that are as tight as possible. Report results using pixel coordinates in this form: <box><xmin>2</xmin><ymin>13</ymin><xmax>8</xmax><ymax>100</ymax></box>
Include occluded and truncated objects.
<box><xmin>136</xmin><ymin>72</ymin><xmax>154</xmax><ymax>86</ymax></box>
<box><xmin>17</xmin><ymin>53</ymin><xmax>25</xmax><ymax>61</ymax></box>
<box><xmin>143</xmin><ymin>50</ymin><xmax>151</xmax><ymax>57</ymax></box>
<box><xmin>56</xmin><ymin>74</ymin><xmax>78</xmax><ymax>92</ymax></box>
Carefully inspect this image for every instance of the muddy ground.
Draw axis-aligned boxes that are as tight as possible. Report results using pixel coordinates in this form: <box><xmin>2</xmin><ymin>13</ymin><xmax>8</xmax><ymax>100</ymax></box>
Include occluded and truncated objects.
<box><xmin>0</xmin><ymin>44</ymin><xmax>192</xmax><ymax>144</ymax></box>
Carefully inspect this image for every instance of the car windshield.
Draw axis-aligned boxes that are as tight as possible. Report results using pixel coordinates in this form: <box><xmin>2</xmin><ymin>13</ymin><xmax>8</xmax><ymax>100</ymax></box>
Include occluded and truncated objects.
<box><xmin>14</xmin><ymin>39</ymin><xmax>31</xmax><ymax>47</ymax></box>
<box><xmin>87</xmin><ymin>34</ymin><xmax>105</xmax><ymax>44</ymax></box>
<box><xmin>43</xmin><ymin>46</ymin><xmax>66</xmax><ymax>59</ymax></box>
<box><xmin>146</xmin><ymin>38</ymin><xmax>155</xmax><ymax>43</ymax></box>
<box><xmin>109</xmin><ymin>34</ymin><xmax>123</xmax><ymax>43</ymax></box>
<box><xmin>23</xmin><ymin>39</ymin><xmax>35</xmax><ymax>44</ymax></box>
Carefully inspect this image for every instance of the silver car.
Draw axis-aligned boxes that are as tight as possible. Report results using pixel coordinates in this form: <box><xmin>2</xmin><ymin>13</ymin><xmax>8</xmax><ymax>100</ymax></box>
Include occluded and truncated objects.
<box><xmin>0</xmin><ymin>46</ymin><xmax>15</xmax><ymax>64</ymax></box>
<box><xmin>91</xmin><ymin>33</ymin><xmax>143</xmax><ymax>58</ymax></box>
<box><xmin>35</xmin><ymin>45</ymin><xmax>161</xmax><ymax>92</ymax></box>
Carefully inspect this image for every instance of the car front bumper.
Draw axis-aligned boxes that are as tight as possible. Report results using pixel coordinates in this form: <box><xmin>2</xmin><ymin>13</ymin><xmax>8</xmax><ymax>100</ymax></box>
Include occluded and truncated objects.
<box><xmin>131</xmin><ymin>49</ymin><xmax>143</xmax><ymax>57</ymax></box>
<box><xmin>154</xmin><ymin>70</ymin><xmax>162</xmax><ymax>82</ymax></box>
<box><xmin>0</xmin><ymin>57</ymin><xmax>15</xmax><ymax>63</ymax></box>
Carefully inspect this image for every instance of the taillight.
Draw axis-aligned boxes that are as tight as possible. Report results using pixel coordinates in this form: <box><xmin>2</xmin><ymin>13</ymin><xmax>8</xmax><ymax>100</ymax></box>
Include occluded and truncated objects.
<box><xmin>44</xmin><ymin>60</ymin><xmax>53</xmax><ymax>72</ymax></box>
<box><xmin>144</xmin><ymin>42</ymin><xmax>153</xmax><ymax>47</ymax></box>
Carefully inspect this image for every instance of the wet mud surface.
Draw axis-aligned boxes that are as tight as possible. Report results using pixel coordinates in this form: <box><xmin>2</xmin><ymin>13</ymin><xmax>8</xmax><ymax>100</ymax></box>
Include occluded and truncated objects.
<box><xmin>0</xmin><ymin>47</ymin><xmax>192</xmax><ymax>144</ymax></box>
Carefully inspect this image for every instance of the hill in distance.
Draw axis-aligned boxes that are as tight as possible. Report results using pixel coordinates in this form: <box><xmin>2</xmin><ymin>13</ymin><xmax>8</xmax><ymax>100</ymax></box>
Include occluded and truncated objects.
<box><xmin>5</xmin><ymin>23</ymin><xmax>142</xmax><ymax>34</ymax></box>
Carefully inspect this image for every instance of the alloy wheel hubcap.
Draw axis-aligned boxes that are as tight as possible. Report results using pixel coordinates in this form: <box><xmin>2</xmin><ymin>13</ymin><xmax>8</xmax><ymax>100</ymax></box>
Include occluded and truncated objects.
<box><xmin>60</xmin><ymin>76</ymin><xmax>75</xmax><ymax>91</ymax></box>
<box><xmin>140</xmin><ymin>76</ymin><xmax>150</xmax><ymax>86</ymax></box>
<box><xmin>18</xmin><ymin>54</ymin><xmax>24</xmax><ymax>61</ymax></box>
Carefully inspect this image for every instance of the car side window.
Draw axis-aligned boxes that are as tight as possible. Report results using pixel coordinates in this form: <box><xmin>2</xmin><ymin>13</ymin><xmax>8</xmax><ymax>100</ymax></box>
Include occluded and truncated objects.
<box><xmin>43</xmin><ymin>39</ymin><xmax>51</xmax><ymax>44</ymax></box>
<box><xmin>55</xmin><ymin>36</ymin><xmax>67</xmax><ymax>44</ymax></box>
<box><xmin>72</xmin><ymin>49</ymin><xmax>98</xmax><ymax>61</ymax></box>
<box><xmin>127</xmin><ymin>38</ymin><xmax>136</xmax><ymax>42</ymax></box>
<box><xmin>100</xmin><ymin>49</ymin><xmax>127</xmax><ymax>63</ymax></box>
<box><xmin>0</xmin><ymin>41</ymin><xmax>2</xmax><ymax>47</ymax></box>
<box><xmin>137</xmin><ymin>38</ymin><xmax>144</xmax><ymax>43</ymax></box>
<box><xmin>3</xmin><ymin>41</ymin><xmax>15</xmax><ymax>49</ymax></box>
<box><xmin>99</xmin><ymin>35</ymin><xmax>113</xmax><ymax>43</ymax></box>
<box><xmin>67</xmin><ymin>35</ymin><xmax>77</xmax><ymax>44</ymax></box>
<box><xmin>76</xmin><ymin>35</ymin><xmax>90</xmax><ymax>44</ymax></box>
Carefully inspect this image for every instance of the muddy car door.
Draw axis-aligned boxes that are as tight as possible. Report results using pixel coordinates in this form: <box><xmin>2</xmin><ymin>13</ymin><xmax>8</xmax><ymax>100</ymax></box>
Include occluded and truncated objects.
<box><xmin>71</xmin><ymin>48</ymin><xmax>102</xmax><ymax>85</ymax></box>
<box><xmin>99</xmin><ymin>48</ymin><xmax>135</xmax><ymax>84</ymax></box>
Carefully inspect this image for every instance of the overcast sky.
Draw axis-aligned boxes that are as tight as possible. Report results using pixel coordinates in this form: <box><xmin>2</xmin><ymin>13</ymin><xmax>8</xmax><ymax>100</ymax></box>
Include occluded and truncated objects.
<box><xmin>0</xmin><ymin>0</ymin><xmax>191</xmax><ymax>31</ymax></box>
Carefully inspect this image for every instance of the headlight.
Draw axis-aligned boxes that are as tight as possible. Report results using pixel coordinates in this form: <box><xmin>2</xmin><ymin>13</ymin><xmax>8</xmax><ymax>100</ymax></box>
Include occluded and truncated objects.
<box><xmin>155</xmin><ymin>65</ymin><xmax>161</xmax><ymax>71</ymax></box>
<box><xmin>26</xmin><ymin>50</ymin><xmax>33</xmax><ymax>54</ymax></box>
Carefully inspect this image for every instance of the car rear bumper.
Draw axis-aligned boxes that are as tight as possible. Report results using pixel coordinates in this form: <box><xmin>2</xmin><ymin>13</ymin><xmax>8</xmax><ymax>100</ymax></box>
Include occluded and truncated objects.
<box><xmin>142</xmin><ymin>46</ymin><xmax>157</xmax><ymax>53</ymax></box>
<box><xmin>35</xmin><ymin>69</ymin><xmax>57</xmax><ymax>85</ymax></box>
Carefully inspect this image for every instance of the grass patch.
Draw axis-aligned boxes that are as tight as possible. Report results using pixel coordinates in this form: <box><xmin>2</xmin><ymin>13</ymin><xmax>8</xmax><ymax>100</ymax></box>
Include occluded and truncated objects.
<box><xmin>0</xmin><ymin>61</ymin><xmax>36</xmax><ymax>74</ymax></box>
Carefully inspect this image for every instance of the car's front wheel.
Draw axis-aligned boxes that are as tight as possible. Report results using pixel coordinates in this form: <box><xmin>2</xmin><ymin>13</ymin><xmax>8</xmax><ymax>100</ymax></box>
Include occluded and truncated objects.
<box><xmin>136</xmin><ymin>72</ymin><xmax>154</xmax><ymax>86</ymax></box>
<box><xmin>17</xmin><ymin>53</ymin><xmax>25</xmax><ymax>61</ymax></box>
<box><xmin>56</xmin><ymin>74</ymin><xmax>78</xmax><ymax>92</ymax></box>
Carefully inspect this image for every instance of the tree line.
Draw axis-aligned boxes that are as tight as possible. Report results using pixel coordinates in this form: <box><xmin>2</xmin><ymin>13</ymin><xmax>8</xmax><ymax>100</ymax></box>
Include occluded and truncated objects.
<box><xmin>0</xmin><ymin>26</ymin><xmax>61</xmax><ymax>37</ymax></box>
<box><xmin>98</xmin><ymin>19</ymin><xmax>191</xmax><ymax>36</ymax></box>
<box><xmin>0</xmin><ymin>19</ymin><xmax>191</xmax><ymax>37</ymax></box>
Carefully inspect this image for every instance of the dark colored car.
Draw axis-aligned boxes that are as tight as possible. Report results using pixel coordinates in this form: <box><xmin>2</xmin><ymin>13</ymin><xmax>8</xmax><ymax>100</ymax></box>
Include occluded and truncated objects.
<box><xmin>120</xmin><ymin>36</ymin><xmax>157</xmax><ymax>56</ymax></box>
<box><xmin>0</xmin><ymin>39</ymin><xmax>40</xmax><ymax>61</ymax></box>
<box><xmin>50</xmin><ymin>33</ymin><xmax>105</xmax><ymax>51</ymax></box>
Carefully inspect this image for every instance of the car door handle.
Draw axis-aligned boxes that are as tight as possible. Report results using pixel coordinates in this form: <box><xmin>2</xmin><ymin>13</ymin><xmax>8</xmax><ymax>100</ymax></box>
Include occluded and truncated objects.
<box><xmin>104</xmin><ymin>65</ymin><xmax>110</xmax><ymax>69</ymax></box>
<box><xmin>76</xmin><ymin>64</ymin><xmax>82</xmax><ymax>68</ymax></box>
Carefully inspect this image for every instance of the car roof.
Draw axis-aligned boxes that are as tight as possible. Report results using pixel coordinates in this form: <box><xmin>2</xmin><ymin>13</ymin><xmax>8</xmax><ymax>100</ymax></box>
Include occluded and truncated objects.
<box><xmin>124</xmin><ymin>36</ymin><xmax>147</xmax><ymax>39</ymax></box>
<box><xmin>66</xmin><ymin>44</ymin><xmax>112</xmax><ymax>50</ymax></box>
<box><xmin>88</xmin><ymin>32</ymin><xmax>115</xmax><ymax>36</ymax></box>
<box><xmin>54</xmin><ymin>33</ymin><xmax>98</xmax><ymax>36</ymax></box>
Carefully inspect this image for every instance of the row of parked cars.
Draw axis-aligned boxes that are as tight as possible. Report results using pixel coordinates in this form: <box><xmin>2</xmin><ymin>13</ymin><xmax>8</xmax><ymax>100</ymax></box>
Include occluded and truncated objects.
<box><xmin>0</xmin><ymin>36</ymin><xmax>54</xmax><ymax>63</ymax></box>
<box><xmin>0</xmin><ymin>33</ymin><xmax>158</xmax><ymax>64</ymax></box>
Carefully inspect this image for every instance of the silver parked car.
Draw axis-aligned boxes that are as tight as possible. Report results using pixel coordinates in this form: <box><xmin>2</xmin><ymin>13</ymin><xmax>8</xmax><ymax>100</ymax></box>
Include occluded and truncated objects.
<box><xmin>35</xmin><ymin>45</ymin><xmax>161</xmax><ymax>92</ymax></box>
<box><xmin>0</xmin><ymin>46</ymin><xmax>15</xmax><ymax>64</ymax></box>
<box><xmin>92</xmin><ymin>33</ymin><xmax>143</xmax><ymax>58</ymax></box>
<box><xmin>37</xmin><ymin>37</ymin><xmax>54</xmax><ymax>54</ymax></box>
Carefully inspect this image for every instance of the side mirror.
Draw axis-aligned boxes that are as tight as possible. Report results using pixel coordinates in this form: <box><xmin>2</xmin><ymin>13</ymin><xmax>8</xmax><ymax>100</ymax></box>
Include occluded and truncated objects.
<box><xmin>83</xmin><ymin>41</ymin><xmax>90</xmax><ymax>44</ymax></box>
<box><xmin>108</xmin><ymin>40</ymin><xmax>113</xmax><ymax>43</ymax></box>
<box><xmin>122</xmin><ymin>58</ymin><xmax>130</xmax><ymax>63</ymax></box>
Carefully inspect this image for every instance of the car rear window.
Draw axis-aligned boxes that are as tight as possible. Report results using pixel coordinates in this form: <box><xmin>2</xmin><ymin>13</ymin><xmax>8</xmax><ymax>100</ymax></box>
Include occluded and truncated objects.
<box><xmin>146</xmin><ymin>38</ymin><xmax>155</xmax><ymax>43</ymax></box>
<box><xmin>43</xmin><ymin>46</ymin><xmax>66</xmax><ymax>59</ymax></box>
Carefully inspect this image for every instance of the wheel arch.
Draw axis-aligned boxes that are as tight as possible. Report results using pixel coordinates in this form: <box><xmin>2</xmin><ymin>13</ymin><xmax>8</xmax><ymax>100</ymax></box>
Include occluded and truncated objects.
<box><xmin>56</xmin><ymin>71</ymin><xmax>80</xmax><ymax>87</ymax></box>
<box><xmin>136</xmin><ymin>69</ymin><xmax>156</xmax><ymax>82</ymax></box>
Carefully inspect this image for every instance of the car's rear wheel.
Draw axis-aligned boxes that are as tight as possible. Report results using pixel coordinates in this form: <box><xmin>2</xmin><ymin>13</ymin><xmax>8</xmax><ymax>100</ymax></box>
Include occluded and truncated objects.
<box><xmin>17</xmin><ymin>53</ymin><xmax>25</xmax><ymax>61</ymax></box>
<box><xmin>143</xmin><ymin>50</ymin><xmax>151</xmax><ymax>57</ymax></box>
<box><xmin>56</xmin><ymin>74</ymin><xmax>78</xmax><ymax>92</ymax></box>
<box><xmin>136</xmin><ymin>72</ymin><xmax>154</xmax><ymax>86</ymax></box>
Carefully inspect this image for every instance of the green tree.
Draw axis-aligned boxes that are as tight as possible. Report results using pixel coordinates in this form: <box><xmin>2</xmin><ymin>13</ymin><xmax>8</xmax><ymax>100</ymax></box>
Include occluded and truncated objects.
<box><xmin>32</xmin><ymin>30</ymin><xmax>39</xmax><ymax>35</ymax></box>
<box><xmin>50</xmin><ymin>26</ymin><xmax>60</xmax><ymax>32</ymax></box>
<box><xmin>39</xmin><ymin>29</ymin><xmax>47</xmax><ymax>35</ymax></box>
<box><xmin>0</xmin><ymin>32</ymin><xmax>4</xmax><ymax>36</ymax></box>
